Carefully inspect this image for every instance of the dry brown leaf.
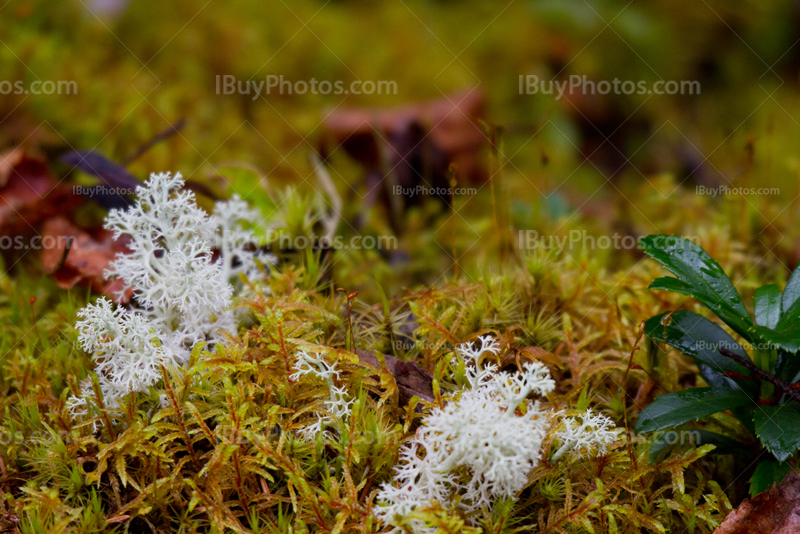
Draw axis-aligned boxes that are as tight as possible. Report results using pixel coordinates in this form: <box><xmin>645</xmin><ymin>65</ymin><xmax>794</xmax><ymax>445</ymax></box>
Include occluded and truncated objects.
<box><xmin>41</xmin><ymin>217</ymin><xmax>130</xmax><ymax>302</ymax></box>
<box><xmin>0</xmin><ymin>154</ymin><xmax>82</xmax><ymax>237</ymax></box>
<box><xmin>0</xmin><ymin>148</ymin><xmax>25</xmax><ymax>188</ymax></box>
<box><xmin>323</xmin><ymin>88</ymin><xmax>487</xmax><ymax>184</ymax></box>
<box><xmin>356</xmin><ymin>349</ymin><xmax>434</xmax><ymax>405</ymax></box>
<box><xmin>715</xmin><ymin>471</ymin><xmax>800</xmax><ymax>533</ymax></box>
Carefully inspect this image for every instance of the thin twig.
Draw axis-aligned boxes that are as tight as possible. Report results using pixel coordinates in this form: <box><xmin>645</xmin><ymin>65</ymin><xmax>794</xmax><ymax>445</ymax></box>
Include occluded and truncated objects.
<box><xmin>719</xmin><ymin>348</ymin><xmax>800</xmax><ymax>402</ymax></box>
<box><xmin>122</xmin><ymin>119</ymin><xmax>186</xmax><ymax>165</ymax></box>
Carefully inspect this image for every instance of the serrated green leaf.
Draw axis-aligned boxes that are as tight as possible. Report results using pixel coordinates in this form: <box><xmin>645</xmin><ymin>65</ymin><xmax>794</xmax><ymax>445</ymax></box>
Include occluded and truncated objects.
<box><xmin>767</xmin><ymin>284</ymin><xmax>800</xmax><ymax>353</ymax></box>
<box><xmin>644</xmin><ymin>310</ymin><xmax>752</xmax><ymax>380</ymax></box>
<box><xmin>635</xmin><ymin>387</ymin><xmax>752</xmax><ymax>434</ymax></box>
<box><xmin>641</xmin><ymin>235</ymin><xmax>748</xmax><ymax>315</ymax></box>
<box><xmin>783</xmin><ymin>260</ymin><xmax>800</xmax><ymax>312</ymax></box>
<box><xmin>749</xmin><ymin>458</ymin><xmax>791</xmax><ymax>497</ymax></box>
<box><xmin>755</xmin><ymin>284</ymin><xmax>782</xmax><ymax>329</ymax></box>
<box><xmin>754</xmin><ymin>405</ymin><xmax>800</xmax><ymax>462</ymax></box>
<box><xmin>751</xmin><ymin>324</ymin><xmax>800</xmax><ymax>353</ymax></box>
<box><xmin>642</xmin><ymin>235</ymin><xmax>754</xmax><ymax>340</ymax></box>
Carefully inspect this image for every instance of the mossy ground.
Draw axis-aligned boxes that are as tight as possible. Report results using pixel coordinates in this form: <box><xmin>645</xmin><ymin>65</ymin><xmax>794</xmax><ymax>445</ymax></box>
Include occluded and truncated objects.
<box><xmin>0</xmin><ymin>245</ymin><xmax>764</xmax><ymax>532</ymax></box>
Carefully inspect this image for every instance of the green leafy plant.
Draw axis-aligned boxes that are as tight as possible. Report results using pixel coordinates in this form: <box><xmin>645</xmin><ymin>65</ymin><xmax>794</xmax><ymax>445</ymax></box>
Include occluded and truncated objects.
<box><xmin>635</xmin><ymin>234</ymin><xmax>800</xmax><ymax>493</ymax></box>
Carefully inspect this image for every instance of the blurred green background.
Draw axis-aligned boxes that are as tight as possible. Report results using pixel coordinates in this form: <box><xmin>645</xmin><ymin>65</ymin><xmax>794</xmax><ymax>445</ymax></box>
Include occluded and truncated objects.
<box><xmin>2</xmin><ymin>0</ymin><xmax>800</xmax><ymax>294</ymax></box>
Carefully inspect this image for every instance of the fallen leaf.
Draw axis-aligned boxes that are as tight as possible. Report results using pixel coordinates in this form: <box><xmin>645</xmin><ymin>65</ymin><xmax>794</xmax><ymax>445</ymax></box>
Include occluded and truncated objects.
<box><xmin>41</xmin><ymin>217</ymin><xmax>130</xmax><ymax>302</ymax></box>
<box><xmin>61</xmin><ymin>148</ymin><xmax>220</xmax><ymax>208</ymax></box>
<box><xmin>323</xmin><ymin>88</ymin><xmax>487</xmax><ymax>185</ymax></box>
<box><xmin>0</xmin><ymin>155</ymin><xmax>83</xmax><ymax>237</ymax></box>
<box><xmin>715</xmin><ymin>471</ymin><xmax>800</xmax><ymax>533</ymax></box>
<box><xmin>60</xmin><ymin>150</ymin><xmax>138</xmax><ymax>210</ymax></box>
<box><xmin>59</xmin><ymin>150</ymin><xmax>139</xmax><ymax>190</ymax></box>
<box><xmin>356</xmin><ymin>349</ymin><xmax>434</xmax><ymax>405</ymax></box>
<box><xmin>322</xmin><ymin>89</ymin><xmax>487</xmax><ymax>232</ymax></box>
<box><xmin>0</xmin><ymin>148</ymin><xmax>24</xmax><ymax>188</ymax></box>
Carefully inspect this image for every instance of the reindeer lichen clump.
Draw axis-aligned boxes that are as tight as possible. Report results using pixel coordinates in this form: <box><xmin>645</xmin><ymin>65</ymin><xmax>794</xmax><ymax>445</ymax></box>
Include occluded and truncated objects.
<box><xmin>375</xmin><ymin>336</ymin><xmax>618</xmax><ymax>533</ymax></box>
<box><xmin>70</xmin><ymin>172</ymin><xmax>271</xmax><ymax>412</ymax></box>
<box><xmin>290</xmin><ymin>350</ymin><xmax>355</xmax><ymax>439</ymax></box>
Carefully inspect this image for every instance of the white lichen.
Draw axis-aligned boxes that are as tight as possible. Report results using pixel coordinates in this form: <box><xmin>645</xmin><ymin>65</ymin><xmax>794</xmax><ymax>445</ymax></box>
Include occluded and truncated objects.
<box><xmin>291</xmin><ymin>350</ymin><xmax>354</xmax><ymax>440</ymax></box>
<box><xmin>456</xmin><ymin>335</ymin><xmax>501</xmax><ymax>389</ymax></box>
<box><xmin>375</xmin><ymin>336</ymin><xmax>618</xmax><ymax>533</ymax></box>
<box><xmin>552</xmin><ymin>409</ymin><xmax>618</xmax><ymax>461</ymax></box>
<box><xmin>71</xmin><ymin>172</ymin><xmax>270</xmax><ymax>411</ymax></box>
<box><xmin>213</xmin><ymin>193</ymin><xmax>275</xmax><ymax>284</ymax></box>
